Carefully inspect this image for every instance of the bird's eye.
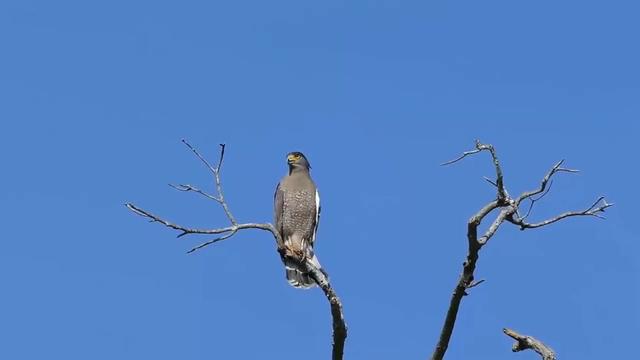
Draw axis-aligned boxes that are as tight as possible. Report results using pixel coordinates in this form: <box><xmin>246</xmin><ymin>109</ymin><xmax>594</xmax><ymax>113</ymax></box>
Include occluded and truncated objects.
<box><xmin>287</xmin><ymin>153</ymin><xmax>300</xmax><ymax>162</ymax></box>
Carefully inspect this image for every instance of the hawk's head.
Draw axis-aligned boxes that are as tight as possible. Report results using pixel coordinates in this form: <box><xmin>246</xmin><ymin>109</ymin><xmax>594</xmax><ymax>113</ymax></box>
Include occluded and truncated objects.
<box><xmin>287</xmin><ymin>151</ymin><xmax>311</xmax><ymax>171</ymax></box>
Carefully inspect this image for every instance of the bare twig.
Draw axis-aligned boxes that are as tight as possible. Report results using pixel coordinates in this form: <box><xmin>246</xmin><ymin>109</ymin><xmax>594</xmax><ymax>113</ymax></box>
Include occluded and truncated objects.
<box><xmin>125</xmin><ymin>203</ymin><xmax>273</xmax><ymax>241</ymax></box>
<box><xmin>187</xmin><ymin>230</ymin><xmax>237</xmax><ymax>252</ymax></box>
<box><xmin>518</xmin><ymin>180</ymin><xmax>553</xmax><ymax>221</ymax></box>
<box><xmin>210</xmin><ymin>143</ymin><xmax>237</xmax><ymax>225</ymax></box>
<box><xmin>181</xmin><ymin>140</ymin><xmax>237</xmax><ymax>225</ymax></box>
<box><xmin>483</xmin><ymin>176</ymin><xmax>498</xmax><ymax>188</ymax></box>
<box><xmin>515</xmin><ymin>160</ymin><xmax>579</xmax><ymax>206</ymax></box>
<box><xmin>441</xmin><ymin>148</ymin><xmax>482</xmax><ymax>166</ymax></box>
<box><xmin>430</xmin><ymin>141</ymin><xmax>612</xmax><ymax>360</ymax></box>
<box><xmin>169</xmin><ymin>183</ymin><xmax>219</xmax><ymax>201</ymax></box>
<box><xmin>503</xmin><ymin>328</ymin><xmax>556</xmax><ymax>360</ymax></box>
<box><xmin>126</xmin><ymin>141</ymin><xmax>347</xmax><ymax>359</ymax></box>
<box><xmin>482</xmin><ymin>142</ymin><xmax>506</xmax><ymax>200</ymax></box>
<box><xmin>466</xmin><ymin>279</ymin><xmax>485</xmax><ymax>290</ymax></box>
<box><xmin>181</xmin><ymin>138</ymin><xmax>217</xmax><ymax>175</ymax></box>
<box><xmin>510</xmin><ymin>196</ymin><xmax>613</xmax><ymax>229</ymax></box>
<box><xmin>442</xmin><ymin>140</ymin><xmax>507</xmax><ymax>200</ymax></box>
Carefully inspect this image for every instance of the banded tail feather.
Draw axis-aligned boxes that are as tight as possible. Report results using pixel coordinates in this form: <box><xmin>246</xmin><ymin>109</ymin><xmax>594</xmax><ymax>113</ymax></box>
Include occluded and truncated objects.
<box><xmin>284</xmin><ymin>253</ymin><xmax>323</xmax><ymax>289</ymax></box>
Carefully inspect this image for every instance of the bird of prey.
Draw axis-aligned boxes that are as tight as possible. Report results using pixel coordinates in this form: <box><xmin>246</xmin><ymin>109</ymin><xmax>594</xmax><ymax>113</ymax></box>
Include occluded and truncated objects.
<box><xmin>274</xmin><ymin>151</ymin><xmax>323</xmax><ymax>288</ymax></box>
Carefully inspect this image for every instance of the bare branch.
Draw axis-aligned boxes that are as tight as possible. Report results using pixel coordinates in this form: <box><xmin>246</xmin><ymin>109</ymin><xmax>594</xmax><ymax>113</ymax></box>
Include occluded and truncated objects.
<box><xmin>187</xmin><ymin>230</ymin><xmax>238</xmax><ymax>253</ymax></box>
<box><xmin>431</xmin><ymin>141</ymin><xmax>612</xmax><ymax>360</ymax></box>
<box><xmin>181</xmin><ymin>138</ymin><xmax>217</xmax><ymax>175</ymax></box>
<box><xmin>442</xmin><ymin>140</ymin><xmax>507</xmax><ymax>200</ymax></box>
<box><xmin>483</xmin><ymin>176</ymin><xmax>498</xmax><ymax>188</ymax></box>
<box><xmin>126</xmin><ymin>141</ymin><xmax>347</xmax><ymax>359</ymax></box>
<box><xmin>186</xmin><ymin>222</ymin><xmax>278</xmax><ymax>254</ymax></box>
<box><xmin>126</xmin><ymin>202</ymin><xmax>276</xmax><ymax>242</ymax></box>
<box><xmin>503</xmin><ymin>328</ymin><xmax>556</xmax><ymax>360</ymax></box>
<box><xmin>169</xmin><ymin>183</ymin><xmax>219</xmax><ymax>202</ymax></box>
<box><xmin>511</xmin><ymin>196</ymin><xmax>613</xmax><ymax>229</ymax></box>
<box><xmin>126</xmin><ymin>203</ymin><xmax>235</xmax><ymax>237</ymax></box>
<box><xmin>516</xmin><ymin>160</ymin><xmax>578</xmax><ymax>206</ymax></box>
<box><xmin>305</xmin><ymin>262</ymin><xmax>348</xmax><ymax>360</ymax></box>
<box><xmin>211</xmin><ymin>144</ymin><xmax>237</xmax><ymax>225</ymax></box>
<box><xmin>172</xmin><ymin>141</ymin><xmax>237</xmax><ymax>225</ymax></box>
<box><xmin>216</xmin><ymin>142</ymin><xmax>226</xmax><ymax>172</ymax></box>
<box><xmin>518</xmin><ymin>180</ymin><xmax>554</xmax><ymax>221</ymax></box>
<box><xmin>431</xmin><ymin>199</ymin><xmax>500</xmax><ymax>360</ymax></box>
<box><xmin>482</xmin><ymin>143</ymin><xmax>506</xmax><ymax>200</ymax></box>
<box><xmin>478</xmin><ymin>208</ymin><xmax>515</xmax><ymax>245</ymax></box>
<box><xmin>441</xmin><ymin>148</ymin><xmax>482</xmax><ymax>166</ymax></box>
<box><xmin>466</xmin><ymin>279</ymin><xmax>485</xmax><ymax>289</ymax></box>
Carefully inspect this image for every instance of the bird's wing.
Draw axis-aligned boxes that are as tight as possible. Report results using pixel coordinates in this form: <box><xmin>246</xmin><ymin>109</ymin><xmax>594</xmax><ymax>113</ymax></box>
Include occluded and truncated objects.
<box><xmin>311</xmin><ymin>189</ymin><xmax>320</xmax><ymax>245</ymax></box>
<box><xmin>274</xmin><ymin>181</ymin><xmax>284</xmax><ymax>236</ymax></box>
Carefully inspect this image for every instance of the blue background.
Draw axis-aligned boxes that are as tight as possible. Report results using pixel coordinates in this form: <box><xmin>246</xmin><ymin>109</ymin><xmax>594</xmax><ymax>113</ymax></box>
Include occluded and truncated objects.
<box><xmin>1</xmin><ymin>1</ymin><xmax>638</xmax><ymax>359</ymax></box>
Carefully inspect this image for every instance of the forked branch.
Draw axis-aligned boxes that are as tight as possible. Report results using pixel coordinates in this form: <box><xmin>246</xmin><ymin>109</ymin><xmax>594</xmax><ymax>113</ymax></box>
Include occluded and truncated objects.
<box><xmin>125</xmin><ymin>140</ymin><xmax>347</xmax><ymax>360</ymax></box>
<box><xmin>430</xmin><ymin>141</ymin><xmax>612</xmax><ymax>360</ymax></box>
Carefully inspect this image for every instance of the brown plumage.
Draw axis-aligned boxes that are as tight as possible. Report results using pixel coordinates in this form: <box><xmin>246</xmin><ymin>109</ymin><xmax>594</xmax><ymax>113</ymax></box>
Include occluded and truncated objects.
<box><xmin>274</xmin><ymin>152</ymin><xmax>322</xmax><ymax>288</ymax></box>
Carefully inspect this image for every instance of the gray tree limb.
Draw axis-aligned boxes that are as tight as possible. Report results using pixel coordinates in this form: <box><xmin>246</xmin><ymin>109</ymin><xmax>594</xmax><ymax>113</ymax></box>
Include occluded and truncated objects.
<box><xmin>503</xmin><ymin>328</ymin><xmax>557</xmax><ymax>360</ymax></box>
<box><xmin>430</xmin><ymin>140</ymin><xmax>612</xmax><ymax>360</ymax></box>
<box><xmin>125</xmin><ymin>140</ymin><xmax>347</xmax><ymax>360</ymax></box>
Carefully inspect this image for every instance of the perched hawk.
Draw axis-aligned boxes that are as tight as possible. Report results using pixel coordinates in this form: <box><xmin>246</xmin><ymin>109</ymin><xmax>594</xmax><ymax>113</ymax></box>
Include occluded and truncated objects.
<box><xmin>274</xmin><ymin>152</ymin><xmax>323</xmax><ymax>288</ymax></box>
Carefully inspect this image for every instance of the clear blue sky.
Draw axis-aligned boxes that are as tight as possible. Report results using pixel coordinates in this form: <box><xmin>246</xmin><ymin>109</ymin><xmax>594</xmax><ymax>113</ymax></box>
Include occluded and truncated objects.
<box><xmin>1</xmin><ymin>1</ymin><xmax>638</xmax><ymax>359</ymax></box>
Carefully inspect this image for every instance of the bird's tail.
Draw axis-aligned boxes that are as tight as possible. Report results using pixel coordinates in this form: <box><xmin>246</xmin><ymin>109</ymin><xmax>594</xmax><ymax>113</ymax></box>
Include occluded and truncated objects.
<box><xmin>285</xmin><ymin>253</ymin><xmax>323</xmax><ymax>289</ymax></box>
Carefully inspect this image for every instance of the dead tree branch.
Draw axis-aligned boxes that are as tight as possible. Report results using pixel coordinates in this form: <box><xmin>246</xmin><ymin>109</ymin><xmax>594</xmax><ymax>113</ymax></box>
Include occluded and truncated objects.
<box><xmin>503</xmin><ymin>328</ymin><xmax>557</xmax><ymax>360</ymax></box>
<box><xmin>430</xmin><ymin>140</ymin><xmax>612</xmax><ymax>360</ymax></box>
<box><xmin>125</xmin><ymin>140</ymin><xmax>347</xmax><ymax>360</ymax></box>
<box><xmin>168</xmin><ymin>183</ymin><xmax>218</xmax><ymax>202</ymax></box>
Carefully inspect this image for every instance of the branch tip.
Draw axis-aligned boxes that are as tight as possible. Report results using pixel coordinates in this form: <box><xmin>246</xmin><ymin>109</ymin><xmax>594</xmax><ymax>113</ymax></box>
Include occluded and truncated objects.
<box><xmin>483</xmin><ymin>176</ymin><xmax>498</xmax><ymax>187</ymax></box>
<box><xmin>466</xmin><ymin>279</ymin><xmax>485</xmax><ymax>289</ymax></box>
<box><xmin>216</xmin><ymin>143</ymin><xmax>227</xmax><ymax>172</ymax></box>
